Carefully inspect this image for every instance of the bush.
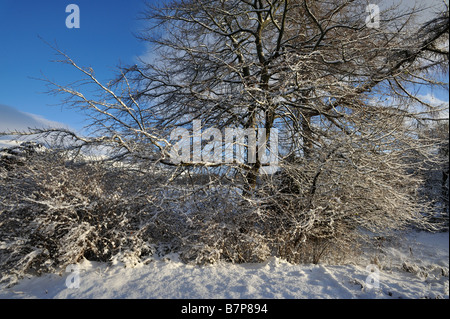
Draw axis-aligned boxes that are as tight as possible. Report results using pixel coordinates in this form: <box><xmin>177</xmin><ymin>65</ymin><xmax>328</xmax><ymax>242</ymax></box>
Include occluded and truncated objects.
<box><xmin>0</xmin><ymin>141</ymin><xmax>442</xmax><ymax>287</ymax></box>
<box><xmin>0</xmin><ymin>150</ymin><xmax>155</xmax><ymax>287</ymax></box>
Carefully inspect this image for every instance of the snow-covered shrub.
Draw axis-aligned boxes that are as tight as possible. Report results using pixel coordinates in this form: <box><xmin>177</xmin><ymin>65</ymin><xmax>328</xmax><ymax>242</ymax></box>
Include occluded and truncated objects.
<box><xmin>253</xmin><ymin>149</ymin><xmax>439</xmax><ymax>264</ymax></box>
<box><xmin>0</xmin><ymin>136</ymin><xmax>444</xmax><ymax>287</ymax></box>
<box><xmin>154</xmin><ymin>178</ymin><xmax>353</xmax><ymax>265</ymax></box>
<box><xmin>417</xmin><ymin>122</ymin><xmax>449</xmax><ymax>227</ymax></box>
<box><xmin>0</xmin><ymin>142</ymin><xmax>43</xmax><ymax>171</ymax></box>
<box><xmin>179</xmin><ymin>204</ymin><xmax>271</xmax><ymax>264</ymax></box>
<box><xmin>0</xmin><ymin>150</ymin><xmax>156</xmax><ymax>287</ymax></box>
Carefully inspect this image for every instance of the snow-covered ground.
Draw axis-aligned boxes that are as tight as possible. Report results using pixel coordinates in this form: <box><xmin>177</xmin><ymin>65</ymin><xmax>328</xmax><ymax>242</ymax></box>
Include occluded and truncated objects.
<box><xmin>0</xmin><ymin>230</ymin><xmax>448</xmax><ymax>299</ymax></box>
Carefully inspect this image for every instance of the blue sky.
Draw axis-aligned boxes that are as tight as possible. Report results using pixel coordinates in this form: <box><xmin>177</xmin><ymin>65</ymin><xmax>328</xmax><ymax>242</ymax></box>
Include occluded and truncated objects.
<box><xmin>0</xmin><ymin>0</ymin><xmax>448</xmax><ymax>135</ymax></box>
<box><xmin>0</xmin><ymin>0</ymin><xmax>155</xmax><ymax>132</ymax></box>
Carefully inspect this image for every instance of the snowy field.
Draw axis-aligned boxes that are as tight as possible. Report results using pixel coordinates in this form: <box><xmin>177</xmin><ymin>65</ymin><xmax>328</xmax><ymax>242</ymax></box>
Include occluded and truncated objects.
<box><xmin>0</xmin><ymin>230</ymin><xmax>448</xmax><ymax>300</ymax></box>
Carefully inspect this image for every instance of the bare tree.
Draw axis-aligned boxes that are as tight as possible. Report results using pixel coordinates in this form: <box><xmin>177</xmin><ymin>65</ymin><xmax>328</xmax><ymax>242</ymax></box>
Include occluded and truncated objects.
<box><xmin>2</xmin><ymin>0</ymin><xmax>449</xmax><ymax>264</ymax></box>
<box><xmin>129</xmin><ymin>0</ymin><xmax>449</xmax><ymax>258</ymax></box>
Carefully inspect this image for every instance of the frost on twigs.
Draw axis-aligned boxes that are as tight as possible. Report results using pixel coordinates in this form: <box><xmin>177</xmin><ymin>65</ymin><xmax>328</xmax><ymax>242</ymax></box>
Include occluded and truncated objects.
<box><xmin>0</xmin><ymin>149</ymin><xmax>155</xmax><ymax>287</ymax></box>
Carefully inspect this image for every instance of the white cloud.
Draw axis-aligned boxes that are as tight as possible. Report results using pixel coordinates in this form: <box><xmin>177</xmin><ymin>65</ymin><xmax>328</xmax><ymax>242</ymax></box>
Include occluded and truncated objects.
<box><xmin>379</xmin><ymin>0</ymin><xmax>449</xmax><ymax>24</ymax></box>
<box><xmin>416</xmin><ymin>93</ymin><xmax>450</xmax><ymax>120</ymax></box>
<box><xmin>0</xmin><ymin>104</ymin><xmax>67</xmax><ymax>133</ymax></box>
<box><xmin>418</xmin><ymin>93</ymin><xmax>449</xmax><ymax>106</ymax></box>
<box><xmin>0</xmin><ymin>104</ymin><xmax>69</xmax><ymax>148</ymax></box>
<box><xmin>24</xmin><ymin>112</ymin><xmax>68</xmax><ymax>130</ymax></box>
